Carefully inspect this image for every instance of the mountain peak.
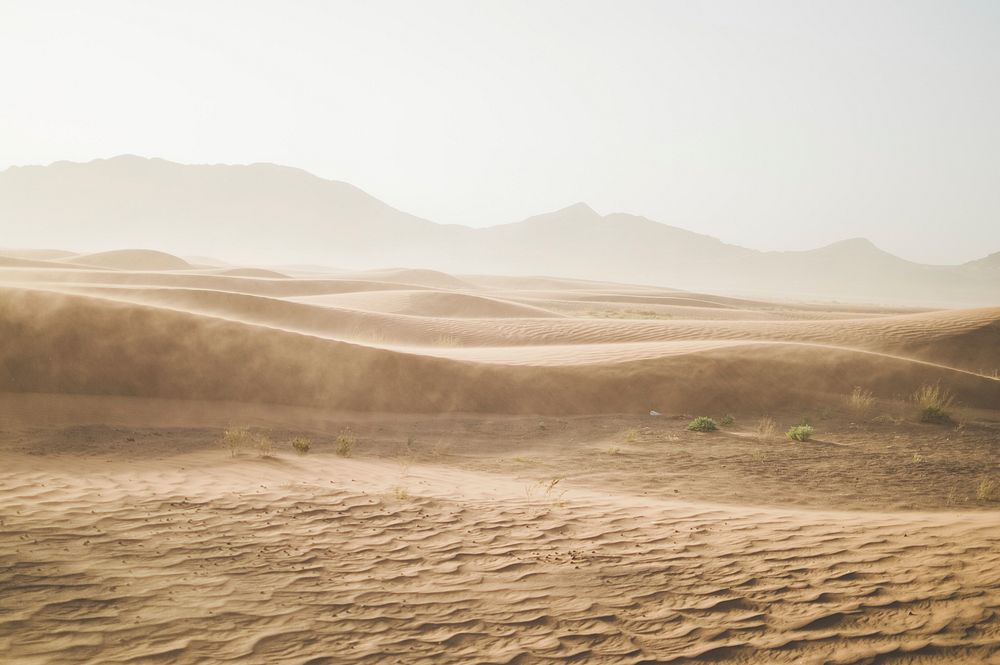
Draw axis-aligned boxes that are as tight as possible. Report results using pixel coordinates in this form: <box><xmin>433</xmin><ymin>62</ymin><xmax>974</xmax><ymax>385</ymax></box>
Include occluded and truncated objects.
<box><xmin>560</xmin><ymin>202</ymin><xmax>599</xmax><ymax>217</ymax></box>
<box><xmin>819</xmin><ymin>237</ymin><xmax>881</xmax><ymax>253</ymax></box>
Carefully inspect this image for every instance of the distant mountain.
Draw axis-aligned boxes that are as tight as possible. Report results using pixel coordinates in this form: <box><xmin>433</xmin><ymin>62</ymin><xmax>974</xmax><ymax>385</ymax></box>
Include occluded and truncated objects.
<box><xmin>1</xmin><ymin>156</ymin><xmax>997</xmax><ymax>306</ymax></box>
<box><xmin>964</xmin><ymin>251</ymin><xmax>1000</xmax><ymax>272</ymax></box>
<box><xmin>0</xmin><ymin>155</ymin><xmax>447</xmax><ymax>266</ymax></box>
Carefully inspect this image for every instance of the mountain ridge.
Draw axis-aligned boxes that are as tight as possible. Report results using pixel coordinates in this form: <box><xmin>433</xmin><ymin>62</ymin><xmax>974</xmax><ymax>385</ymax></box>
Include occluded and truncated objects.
<box><xmin>1</xmin><ymin>155</ymin><xmax>997</xmax><ymax>306</ymax></box>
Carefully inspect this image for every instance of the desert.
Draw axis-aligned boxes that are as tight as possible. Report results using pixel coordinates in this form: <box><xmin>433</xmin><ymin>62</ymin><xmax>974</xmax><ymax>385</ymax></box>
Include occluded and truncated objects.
<box><xmin>4</xmin><ymin>1</ymin><xmax>1000</xmax><ymax>662</ymax></box>
<box><xmin>1</xmin><ymin>249</ymin><xmax>998</xmax><ymax>664</ymax></box>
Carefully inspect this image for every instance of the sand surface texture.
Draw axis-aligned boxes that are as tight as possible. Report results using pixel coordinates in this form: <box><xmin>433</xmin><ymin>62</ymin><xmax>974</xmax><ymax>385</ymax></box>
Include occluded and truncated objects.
<box><xmin>1</xmin><ymin>250</ymin><xmax>999</xmax><ymax>664</ymax></box>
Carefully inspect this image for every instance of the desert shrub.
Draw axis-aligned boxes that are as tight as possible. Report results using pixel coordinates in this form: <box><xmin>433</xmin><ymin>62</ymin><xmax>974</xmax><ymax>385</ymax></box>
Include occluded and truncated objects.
<box><xmin>913</xmin><ymin>383</ymin><xmax>954</xmax><ymax>424</ymax></box>
<box><xmin>335</xmin><ymin>429</ymin><xmax>356</xmax><ymax>457</ymax></box>
<box><xmin>290</xmin><ymin>437</ymin><xmax>311</xmax><ymax>455</ymax></box>
<box><xmin>605</xmin><ymin>446</ymin><xmax>621</xmax><ymax>455</ymax></box>
<box><xmin>221</xmin><ymin>426</ymin><xmax>252</xmax><ymax>457</ymax></box>
<box><xmin>976</xmin><ymin>477</ymin><xmax>998</xmax><ymax>501</ymax></box>
<box><xmin>755</xmin><ymin>416</ymin><xmax>777</xmax><ymax>441</ymax></box>
<box><xmin>623</xmin><ymin>428</ymin><xmax>640</xmax><ymax>443</ymax></box>
<box><xmin>848</xmin><ymin>386</ymin><xmax>875</xmax><ymax>415</ymax></box>
<box><xmin>719</xmin><ymin>414</ymin><xmax>735</xmax><ymax>426</ymax></box>
<box><xmin>786</xmin><ymin>424</ymin><xmax>814</xmax><ymax>442</ymax></box>
<box><xmin>687</xmin><ymin>417</ymin><xmax>717</xmax><ymax>432</ymax></box>
<box><xmin>254</xmin><ymin>432</ymin><xmax>274</xmax><ymax>458</ymax></box>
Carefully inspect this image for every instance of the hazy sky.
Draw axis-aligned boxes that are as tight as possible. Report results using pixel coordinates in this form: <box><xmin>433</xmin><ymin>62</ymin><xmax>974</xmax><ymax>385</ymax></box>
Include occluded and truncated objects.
<box><xmin>2</xmin><ymin>0</ymin><xmax>999</xmax><ymax>263</ymax></box>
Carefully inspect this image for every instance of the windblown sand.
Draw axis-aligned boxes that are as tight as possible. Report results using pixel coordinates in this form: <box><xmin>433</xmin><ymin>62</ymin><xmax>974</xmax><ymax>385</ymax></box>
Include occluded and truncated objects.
<box><xmin>1</xmin><ymin>251</ymin><xmax>998</xmax><ymax>663</ymax></box>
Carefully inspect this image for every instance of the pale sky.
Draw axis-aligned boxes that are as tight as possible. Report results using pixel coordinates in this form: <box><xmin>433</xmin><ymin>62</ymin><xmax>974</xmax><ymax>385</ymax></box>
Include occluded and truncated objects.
<box><xmin>1</xmin><ymin>0</ymin><xmax>998</xmax><ymax>264</ymax></box>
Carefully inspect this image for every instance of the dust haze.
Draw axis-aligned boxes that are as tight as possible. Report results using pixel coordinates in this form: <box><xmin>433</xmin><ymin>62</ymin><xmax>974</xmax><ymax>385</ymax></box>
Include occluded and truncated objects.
<box><xmin>2</xmin><ymin>2</ymin><xmax>1000</xmax><ymax>664</ymax></box>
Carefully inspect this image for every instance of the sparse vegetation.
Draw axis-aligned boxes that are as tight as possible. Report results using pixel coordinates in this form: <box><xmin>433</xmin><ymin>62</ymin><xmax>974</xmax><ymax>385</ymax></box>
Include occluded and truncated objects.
<box><xmin>913</xmin><ymin>383</ymin><xmax>955</xmax><ymax>424</ymax></box>
<box><xmin>290</xmin><ymin>437</ymin><xmax>311</xmax><ymax>455</ymax></box>
<box><xmin>755</xmin><ymin>417</ymin><xmax>777</xmax><ymax>442</ymax></box>
<box><xmin>335</xmin><ymin>429</ymin><xmax>356</xmax><ymax>457</ymax></box>
<box><xmin>786</xmin><ymin>424</ymin><xmax>815</xmax><ymax>442</ymax></box>
<box><xmin>623</xmin><ymin>428</ymin><xmax>640</xmax><ymax>443</ymax></box>
<box><xmin>976</xmin><ymin>477</ymin><xmax>998</xmax><ymax>501</ymax></box>
<box><xmin>848</xmin><ymin>386</ymin><xmax>875</xmax><ymax>416</ymax></box>
<box><xmin>605</xmin><ymin>446</ymin><xmax>621</xmax><ymax>455</ymax></box>
<box><xmin>750</xmin><ymin>449</ymin><xmax>766</xmax><ymax>464</ymax></box>
<box><xmin>254</xmin><ymin>432</ymin><xmax>274</xmax><ymax>458</ymax></box>
<box><xmin>719</xmin><ymin>414</ymin><xmax>735</xmax><ymax>427</ymax></box>
<box><xmin>392</xmin><ymin>486</ymin><xmax>411</xmax><ymax>500</ymax></box>
<box><xmin>687</xmin><ymin>416</ymin><xmax>717</xmax><ymax>432</ymax></box>
<box><xmin>220</xmin><ymin>426</ymin><xmax>252</xmax><ymax>457</ymax></box>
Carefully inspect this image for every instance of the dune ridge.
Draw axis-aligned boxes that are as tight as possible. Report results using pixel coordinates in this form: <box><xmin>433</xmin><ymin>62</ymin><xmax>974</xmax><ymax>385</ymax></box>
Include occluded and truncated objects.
<box><xmin>1</xmin><ymin>283</ymin><xmax>998</xmax><ymax>413</ymax></box>
<box><xmin>2</xmin><ymin>254</ymin><xmax>999</xmax><ymax>665</ymax></box>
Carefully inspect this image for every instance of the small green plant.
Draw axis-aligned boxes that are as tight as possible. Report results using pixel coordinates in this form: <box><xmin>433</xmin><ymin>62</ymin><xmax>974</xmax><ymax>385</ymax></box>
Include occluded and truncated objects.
<box><xmin>220</xmin><ymin>426</ymin><xmax>252</xmax><ymax>457</ymax></box>
<box><xmin>687</xmin><ymin>416</ymin><xmax>717</xmax><ymax>432</ymax></box>
<box><xmin>848</xmin><ymin>386</ymin><xmax>875</xmax><ymax>416</ymax></box>
<box><xmin>913</xmin><ymin>383</ymin><xmax>955</xmax><ymax>424</ymax></box>
<box><xmin>786</xmin><ymin>424</ymin><xmax>815</xmax><ymax>442</ymax></box>
<box><xmin>719</xmin><ymin>414</ymin><xmax>735</xmax><ymax>427</ymax></box>
<box><xmin>254</xmin><ymin>432</ymin><xmax>274</xmax><ymax>458</ymax></box>
<box><xmin>976</xmin><ymin>477</ymin><xmax>998</xmax><ymax>501</ymax></box>
<box><xmin>911</xmin><ymin>452</ymin><xmax>925</xmax><ymax>463</ymax></box>
<box><xmin>290</xmin><ymin>437</ymin><xmax>311</xmax><ymax>455</ymax></box>
<box><xmin>623</xmin><ymin>428</ymin><xmax>640</xmax><ymax>443</ymax></box>
<box><xmin>755</xmin><ymin>416</ymin><xmax>777</xmax><ymax>442</ymax></box>
<box><xmin>335</xmin><ymin>429</ymin><xmax>356</xmax><ymax>457</ymax></box>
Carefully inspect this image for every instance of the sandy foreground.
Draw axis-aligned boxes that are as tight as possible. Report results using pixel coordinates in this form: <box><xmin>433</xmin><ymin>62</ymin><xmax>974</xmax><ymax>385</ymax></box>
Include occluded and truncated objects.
<box><xmin>1</xmin><ymin>250</ymin><xmax>999</xmax><ymax>664</ymax></box>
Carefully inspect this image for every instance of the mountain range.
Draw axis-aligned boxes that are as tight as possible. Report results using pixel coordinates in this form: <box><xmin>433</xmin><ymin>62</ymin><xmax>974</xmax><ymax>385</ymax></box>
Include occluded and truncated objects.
<box><xmin>1</xmin><ymin>155</ymin><xmax>997</xmax><ymax>306</ymax></box>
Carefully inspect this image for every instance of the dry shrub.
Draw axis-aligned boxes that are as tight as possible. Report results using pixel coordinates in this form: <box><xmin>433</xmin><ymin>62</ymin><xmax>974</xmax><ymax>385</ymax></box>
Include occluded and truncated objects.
<box><xmin>848</xmin><ymin>386</ymin><xmax>875</xmax><ymax>416</ymax></box>
<box><xmin>221</xmin><ymin>426</ymin><xmax>252</xmax><ymax>457</ymax></box>
<box><xmin>335</xmin><ymin>429</ymin><xmax>356</xmax><ymax>457</ymax></box>
<box><xmin>913</xmin><ymin>383</ymin><xmax>954</xmax><ymax>424</ymax></box>
<box><xmin>976</xmin><ymin>477</ymin><xmax>998</xmax><ymax>501</ymax></box>
<box><xmin>254</xmin><ymin>432</ymin><xmax>274</xmax><ymax>458</ymax></box>
<box><xmin>755</xmin><ymin>417</ymin><xmax>777</xmax><ymax>442</ymax></box>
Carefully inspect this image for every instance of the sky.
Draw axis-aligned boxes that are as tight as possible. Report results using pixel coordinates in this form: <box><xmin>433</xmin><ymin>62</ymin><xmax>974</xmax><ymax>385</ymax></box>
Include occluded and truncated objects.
<box><xmin>1</xmin><ymin>0</ymin><xmax>999</xmax><ymax>264</ymax></box>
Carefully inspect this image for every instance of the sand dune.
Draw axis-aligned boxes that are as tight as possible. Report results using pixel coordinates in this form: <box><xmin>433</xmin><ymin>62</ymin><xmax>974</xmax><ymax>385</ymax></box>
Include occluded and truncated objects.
<box><xmin>216</xmin><ymin>267</ymin><xmax>291</xmax><ymax>279</ymax></box>
<box><xmin>2</xmin><ymin>257</ymin><xmax>999</xmax><ymax>664</ymax></box>
<box><xmin>291</xmin><ymin>289</ymin><xmax>564</xmax><ymax>318</ymax></box>
<box><xmin>2</xmin><ymin>280</ymin><xmax>998</xmax><ymax>412</ymax></box>
<box><xmin>67</xmin><ymin>248</ymin><xmax>194</xmax><ymax>271</ymax></box>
